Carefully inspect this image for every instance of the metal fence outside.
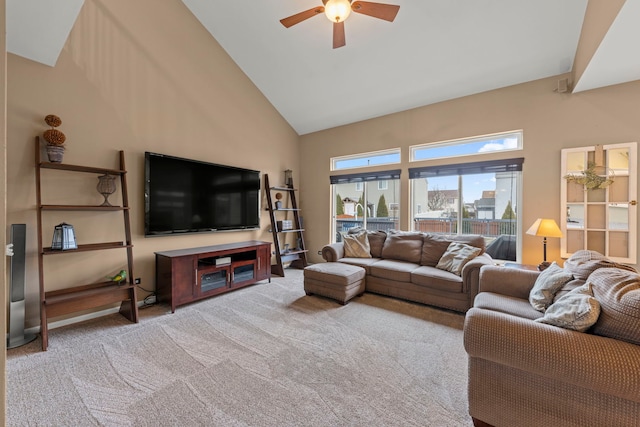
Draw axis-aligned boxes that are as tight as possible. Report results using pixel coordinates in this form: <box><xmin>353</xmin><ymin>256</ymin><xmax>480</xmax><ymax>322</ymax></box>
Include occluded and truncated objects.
<box><xmin>336</xmin><ymin>217</ymin><xmax>516</xmax><ymax>239</ymax></box>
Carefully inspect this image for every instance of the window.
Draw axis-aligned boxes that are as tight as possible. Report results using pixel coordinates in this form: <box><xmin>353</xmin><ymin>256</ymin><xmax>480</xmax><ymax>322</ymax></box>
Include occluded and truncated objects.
<box><xmin>332</xmin><ymin>148</ymin><xmax>401</xmax><ymax>171</ymax></box>
<box><xmin>355</xmin><ymin>182</ymin><xmax>363</xmax><ymax>192</ymax></box>
<box><xmin>410</xmin><ymin>131</ymin><xmax>522</xmax><ymax>162</ymax></box>
<box><xmin>378</xmin><ymin>180</ymin><xmax>388</xmax><ymax>190</ymax></box>
<box><xmin>410</xmin><ymin>158</ymin><xmax>523</xmax><ymax>261</ymax></box>
<box><xmin>331</xmin><ymin>169</ymin><xmax>400</xmax><ymax>243</ymax></box>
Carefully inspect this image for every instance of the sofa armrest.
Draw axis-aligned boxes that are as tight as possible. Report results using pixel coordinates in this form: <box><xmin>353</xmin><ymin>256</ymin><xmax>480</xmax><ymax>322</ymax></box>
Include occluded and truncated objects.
<box><xmin>321</xmin><ymin>243</ymin><xmax>344</xmax><ymax>262</ymax></box>
<box><xmin>464</xmin><ymin>307</ymin><xmax>640</xmax><ymax>404</ymax></box>
<box><xmin>478</xmin><ymin>265</ymin><xmax>540</xmax><ymax>300</ymax></box>
<box><xmin>461</xmin><ymin>253</ymin><xmax>494</xmax><ymax>296</ymax></box>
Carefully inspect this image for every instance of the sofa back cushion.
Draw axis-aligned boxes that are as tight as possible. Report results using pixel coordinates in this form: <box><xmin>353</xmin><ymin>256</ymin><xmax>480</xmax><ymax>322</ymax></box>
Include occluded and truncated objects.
<box><xmin>421</xmin><ymin>233</ymin><xmax>486</xmax><ymax>267</ymax></box>
<box><xmin>589</xmin><ymin>267</ymin><xmax>640</xmax><ymax>346</ymax></box>
<box><xmin>564</xmin><ymin>249</ymin><xmax>636</xmax><ymax>280</ymax></box>
<box><xmin>381</xmin><ymin>230</ymin><xmax>423</xmax><ymax>263</ymax></box>
<box><xmin>348</xmin><ymin>228</ymin><xmax>387</xmax><ymax>258</ymax></box>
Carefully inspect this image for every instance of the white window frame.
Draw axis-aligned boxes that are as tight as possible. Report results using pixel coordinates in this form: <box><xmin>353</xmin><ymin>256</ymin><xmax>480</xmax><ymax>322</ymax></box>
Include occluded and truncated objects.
<box><xmin>410</xmin><ymin>131</ymin><xmax>523</xmax><ymax>162</ymax></box>
<box><xmin>377</xmin><ymin>180</ymin><xmax>388</xmax><ymax>190</ymax></box>
<box><xmin>331</xmin><ymin>148</ymin><xmax>401</xmax><ymax>171</ymax></box>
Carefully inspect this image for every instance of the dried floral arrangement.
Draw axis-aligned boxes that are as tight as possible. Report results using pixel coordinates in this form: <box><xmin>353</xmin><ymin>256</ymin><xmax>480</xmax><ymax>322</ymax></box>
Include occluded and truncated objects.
<box><xmin>564</xmin><ymin>161</ymin><xmax>614</xmax><ymax>190</ymax></box>
<box><xmin>42</xmin><ymin>114</ymin><xmax>66</xmax><ymax>146</ymax></box>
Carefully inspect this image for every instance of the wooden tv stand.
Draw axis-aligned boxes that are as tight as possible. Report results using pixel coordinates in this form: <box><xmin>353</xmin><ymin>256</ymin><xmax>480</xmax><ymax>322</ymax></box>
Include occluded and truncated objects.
<box><xmin>155</xmin><ymin>241</ymin><xmax>271</xmax><ymax>312</ymax></box>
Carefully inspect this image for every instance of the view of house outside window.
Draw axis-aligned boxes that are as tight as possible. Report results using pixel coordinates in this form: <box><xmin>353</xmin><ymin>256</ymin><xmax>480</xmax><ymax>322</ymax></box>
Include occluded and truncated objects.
<box><xmin>331</xmin><ymin>149</ymin><xmax>401</xmax><ymax>242</ymax></box>
<box><xmin>410</xmin><ymin>132</ymin><xmax>523</xmax><ymax>261</ymax></box>
<box><xmin>330</xmin><ymin>134</ymin><xmax>522</xmax><ymax>261</ymax></box>
<box><xmin>333</xmin><ymin>179</ymin><xmax>400</xmax><ymax>242</ymax></box>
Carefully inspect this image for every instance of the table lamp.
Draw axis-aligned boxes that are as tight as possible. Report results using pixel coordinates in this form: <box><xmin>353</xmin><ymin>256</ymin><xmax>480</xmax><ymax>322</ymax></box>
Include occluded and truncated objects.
<box><xmin>526</xmin><ymin>218</ymin><xmax>563</xmax><ymax>270</ymax></box>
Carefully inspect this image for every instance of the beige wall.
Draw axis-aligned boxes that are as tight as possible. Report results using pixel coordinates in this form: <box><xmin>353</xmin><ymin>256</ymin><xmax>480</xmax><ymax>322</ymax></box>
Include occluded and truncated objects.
<box><xmin>7</xmin><ymin>0</ymin><xmax>299</xmax><ymax>330</ymax></box>
<box><xmin>1</xmin><ymin>0</ymin><xmax>7</xmax><ymax>421</ymax></box>
<box><xmin>299</xmin><ymin>75</ymin><xmax>640</xmax><ymax>268</ymax></box>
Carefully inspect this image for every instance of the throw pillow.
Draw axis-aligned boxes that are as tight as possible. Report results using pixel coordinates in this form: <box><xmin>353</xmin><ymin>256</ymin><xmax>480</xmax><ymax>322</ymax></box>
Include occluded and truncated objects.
<box><xmin>589</xmin><ymin>267</ymin><xmax>640</xmax><ymax>346</ymax></box>
<box><xmin>435</xmin><ymin>242</ymin><xmax>481</xmax><ymax>276</ymax></box>
<box><xmin>535</xmin><ymin>283</ymin><xmax>600</xmax><ymax>332</ymax></box>
<box><xmin>347</xmin><ymin>228</ymin><xmax>386</xmax><ymax>258</ymax></box>
<box><xmin>343</xmin><ymin>230</ymin><xmax>372</xmax><ymax>258</ymax></box>
<box><xmin>421</xmin><ymin>234</ymin><xmax>485</xmax><ymax>267</ymax></box>
<box><xmin>529</xmin><ymin>262</ymin><xmax>573</xmax><ymax>312</ymax></box>
<box><xmin>381</xmin><ymin>230</ymin><xmax>424</xmax><ymax>263</ymax></box>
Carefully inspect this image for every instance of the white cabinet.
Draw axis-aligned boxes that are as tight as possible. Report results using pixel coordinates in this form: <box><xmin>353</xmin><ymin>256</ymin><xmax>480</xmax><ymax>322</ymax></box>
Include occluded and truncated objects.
<box><xmin>560</xmin><ymin>142</ymin><xmax>637</xmax><ymax>263</ymax></box>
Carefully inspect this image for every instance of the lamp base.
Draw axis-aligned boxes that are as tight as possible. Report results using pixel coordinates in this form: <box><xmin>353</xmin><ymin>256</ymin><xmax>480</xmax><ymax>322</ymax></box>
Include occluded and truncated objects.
<box><xmin>537</xmin><ymin>261</ymin><xmax>551</xmax><ymax>271</ymax></box>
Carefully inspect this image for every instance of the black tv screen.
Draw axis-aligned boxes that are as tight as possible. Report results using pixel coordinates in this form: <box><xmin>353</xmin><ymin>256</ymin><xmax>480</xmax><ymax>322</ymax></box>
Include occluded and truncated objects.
<box><xmin>144</xmin><ymin>152</ymin><xmax>260</xmax><ymax>236</ymax></box>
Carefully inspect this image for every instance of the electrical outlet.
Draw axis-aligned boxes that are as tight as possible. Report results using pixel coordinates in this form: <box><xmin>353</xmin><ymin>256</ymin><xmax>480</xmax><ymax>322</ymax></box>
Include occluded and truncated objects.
<box><xmin>134</xmin><ymin>278</ymin><xmax>141</xmax><ymax>285</ymax></box>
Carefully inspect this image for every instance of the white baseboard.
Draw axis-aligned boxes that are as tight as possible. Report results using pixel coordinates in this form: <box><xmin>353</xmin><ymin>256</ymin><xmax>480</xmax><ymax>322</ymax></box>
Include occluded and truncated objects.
<box><xmin>23</xmin><ymin>297</ymin><xmax>157</xmax><ymax>335</ymax></box>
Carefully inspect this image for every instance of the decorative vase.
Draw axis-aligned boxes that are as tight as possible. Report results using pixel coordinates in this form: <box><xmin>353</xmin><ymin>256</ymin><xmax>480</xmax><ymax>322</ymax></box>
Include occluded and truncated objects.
<box><xmin>97</xmin><ymin>174</ymin><xmax>117</xmax><ymax>206</ymax></box>
<box><xmin>46</xmin><ymin>145</ymin><xmax>65</xmax><ymax>163</ymax></box>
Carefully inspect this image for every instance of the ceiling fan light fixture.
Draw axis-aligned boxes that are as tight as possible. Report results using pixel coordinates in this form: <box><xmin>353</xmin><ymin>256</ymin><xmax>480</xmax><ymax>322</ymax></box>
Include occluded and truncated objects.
<box><xmin>324</xmin><ymin>0</ymin><xmax>352</xmax><ymax>23</ymax></box>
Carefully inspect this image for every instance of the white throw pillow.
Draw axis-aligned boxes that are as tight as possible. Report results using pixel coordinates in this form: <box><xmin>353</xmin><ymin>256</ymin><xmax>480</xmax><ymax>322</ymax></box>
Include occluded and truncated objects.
<box><xmin>343</xmin><ymin>230</ymin><xmax>372</xmax><ymax>258</ymax></box>
<box><xmin>435</xmin><ymin>242</ymin><xmax>481</xmax><ymax>276</ymax></box>
<box><xmin>529</xmin><ymin>262</ymin><xmax>573</xmax><ymax>312</ymax></box>
<box><xmin>535</xmin><ymin>283</ymin><xmax>601</xmax><ymax>332</ymax></box>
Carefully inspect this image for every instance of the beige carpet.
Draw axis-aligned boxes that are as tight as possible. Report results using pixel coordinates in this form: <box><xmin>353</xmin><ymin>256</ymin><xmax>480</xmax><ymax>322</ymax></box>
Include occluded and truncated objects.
<box><xmin>7</xmin><ymin>269</ymin><xmax>472</xmax><ymax>426</ymax></box>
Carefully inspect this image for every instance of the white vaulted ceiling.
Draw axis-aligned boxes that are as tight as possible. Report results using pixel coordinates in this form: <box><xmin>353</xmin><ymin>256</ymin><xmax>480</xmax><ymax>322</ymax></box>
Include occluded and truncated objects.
<box><xmin>7</xmin><ymin>1</ymin><xmax>640</xmax><ymax>135</ymax></box>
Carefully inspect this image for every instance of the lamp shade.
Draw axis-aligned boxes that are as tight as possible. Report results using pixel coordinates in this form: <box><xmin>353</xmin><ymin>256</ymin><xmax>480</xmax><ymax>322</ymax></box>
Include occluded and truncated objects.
<box><xmin>324</xmin><ymin>0</ymin><xmax>352</xmax><ymax>23</ymax></box>
<box><xmin>526</xmin><ymin>218</ymin><xmax>563</xmax><ymax>238</ymax></box>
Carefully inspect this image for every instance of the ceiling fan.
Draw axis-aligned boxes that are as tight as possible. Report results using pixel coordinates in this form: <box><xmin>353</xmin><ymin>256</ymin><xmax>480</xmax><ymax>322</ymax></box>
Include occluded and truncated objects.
<box><xmin>280</xmin><ymin>0</ymin><xmax>400</xmax><ymax>49</ymax></box>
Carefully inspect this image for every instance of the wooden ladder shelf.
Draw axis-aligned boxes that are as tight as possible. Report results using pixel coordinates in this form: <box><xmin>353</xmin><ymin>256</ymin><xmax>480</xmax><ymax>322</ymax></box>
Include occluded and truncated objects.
<box><xmin>35</xmin><ymin>137</ymin><xmax>138</xmax><ymax>350</ymax></box>
<box><xmin>264</xmin><ymin>174</ymin><xmax>308</xmax><ymax>276</ymax></box>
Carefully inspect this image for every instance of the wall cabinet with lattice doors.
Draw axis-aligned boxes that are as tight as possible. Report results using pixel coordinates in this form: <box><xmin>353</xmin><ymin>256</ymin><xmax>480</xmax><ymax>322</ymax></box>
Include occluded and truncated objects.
<box><xmin>560</xmin><ymin>142</ymin><xmax>637</xmax><ymax>263</ymax></box>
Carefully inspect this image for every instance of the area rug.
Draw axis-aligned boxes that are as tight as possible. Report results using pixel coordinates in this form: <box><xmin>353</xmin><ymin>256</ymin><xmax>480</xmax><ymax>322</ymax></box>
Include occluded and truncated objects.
<box><xmin>7</xmin><ymin>269</ymin><xmax>472</xmax><ymax>426</ymax></box>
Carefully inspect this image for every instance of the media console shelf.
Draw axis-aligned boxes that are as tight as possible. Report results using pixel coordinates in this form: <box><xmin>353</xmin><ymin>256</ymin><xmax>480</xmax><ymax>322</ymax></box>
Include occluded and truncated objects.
<box><xmin>155</xmin><ymin>241</ymin><xmax>271</xmax><ymax>312</ymax></box>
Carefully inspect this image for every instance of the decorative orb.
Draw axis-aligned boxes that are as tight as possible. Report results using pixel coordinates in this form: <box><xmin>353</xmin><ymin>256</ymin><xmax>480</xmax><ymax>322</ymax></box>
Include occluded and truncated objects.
<box><xmin>275</xmin><ymin>192</ymin><xmax>283</xmax><ymax>200</ymax></box>
<box><xmin>43</xmin><ymin>129</ymin><xmax>66</xmax><ymax>146</ymax></box>
<box><xmin>45</xmin><ymin>114</ymin><xmax>62</xmax><ymax>127</ymax></box>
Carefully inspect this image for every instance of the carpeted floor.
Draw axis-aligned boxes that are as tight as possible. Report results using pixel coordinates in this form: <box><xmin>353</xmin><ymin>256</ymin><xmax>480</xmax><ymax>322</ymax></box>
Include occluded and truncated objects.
<box><xmin>7</xmin><ymin>269</ymin><xmax>473</xmax><ymax>426</ymax></box>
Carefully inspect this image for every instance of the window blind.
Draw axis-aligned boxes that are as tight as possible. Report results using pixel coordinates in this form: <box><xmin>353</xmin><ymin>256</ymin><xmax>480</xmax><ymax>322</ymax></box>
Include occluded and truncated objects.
<box><xmin>330</xmin><ymin>169</ymin><xmax>401</xmax><ymax>184</ymax></box>
<box><xmin>409</xmin><ymin>158</ymin><xmax>524</xmax><ymax>179</ymax></box>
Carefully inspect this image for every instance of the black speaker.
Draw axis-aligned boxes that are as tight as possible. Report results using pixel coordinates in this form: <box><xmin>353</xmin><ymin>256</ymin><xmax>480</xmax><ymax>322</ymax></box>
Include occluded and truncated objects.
<box><xmin>7</xmin><ymin>224</ymin><xmax>37</xmax><ymax>348</ymax></box>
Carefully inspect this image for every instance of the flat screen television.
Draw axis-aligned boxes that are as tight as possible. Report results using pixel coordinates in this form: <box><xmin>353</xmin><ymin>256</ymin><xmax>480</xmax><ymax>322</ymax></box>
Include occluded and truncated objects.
<box><xmin>144</xmin><ymin>152</ymin><xmax>260</xmax><ymax>236</ymax></box>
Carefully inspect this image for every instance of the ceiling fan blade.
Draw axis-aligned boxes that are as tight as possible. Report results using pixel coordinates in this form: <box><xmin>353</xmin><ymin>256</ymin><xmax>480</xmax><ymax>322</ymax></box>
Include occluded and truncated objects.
<box><xmin>280</xmin><ymin>7</ymin><xmax>324</xmax><ymax>28</ymax></box>
<box><xmin>351</xmin><ymin>1</ymin><xmax>400</xmax><ymax>22</ymax></box>
<box><xmin>333</xmin><ymin>21</ymin><xmax>346</xmax><ymax>49</ymax></box>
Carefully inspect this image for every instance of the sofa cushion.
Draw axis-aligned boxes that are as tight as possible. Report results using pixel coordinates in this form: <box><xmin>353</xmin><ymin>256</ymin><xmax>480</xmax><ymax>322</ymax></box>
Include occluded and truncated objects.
<box><xmin>369</xmin><ymin>259</ymin><xmax>419</xmax><ymax>283</ymax></box>
<box><xmin>589</xmin><ymin>268</ymin><xmax>640</xmax><ymax>346</ymax></box>
<box><xmin>535</xmin><ymin>283</ymin><xmax>601</xmax><ymax>332</ymax></box>
<box><xmin>421</xmin><ymin>233</ymin><xmax>485</xmax><ymax>266</ymax></box>
<box><xmin>435</xmin><ymin>242</ymin><xmax>482</xmax><ymax>275</ymax></box>
<box><xmin>564</xmin><ymin>249</ymin><xmax>636</xmax><ymax>280</ymax></box>
<box><xmin>411</xmin><ymin>265</ymin><xmax>463</xmax><ymax>293</ymax></box>
<box><xmin>338</xmin><ymin>258</ymin><xmax>381</xmax><ymax>275</ymax></box>
<box><xmin>473</xmin><ymin>292</ymin><xmax>543</xmax><ymax>320</ymax></box>
<box><xmin>348</xmin><ymin>228</ymin><xmax>386</xmax><ymax>258</ymax></box>
<box><xmin>343</xmin><ymin>231</ymin><xmax>372</xmax><ymax>258</ymax></box>
<box><xmin>529</xmin><ymin>262</ymin><xmax>574</xmax><ymax>312</ymax></box>
<box><xmin>381</xmin><ymin>230</ymin><xmax>423</xmax><ymax>263</ymax></box>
